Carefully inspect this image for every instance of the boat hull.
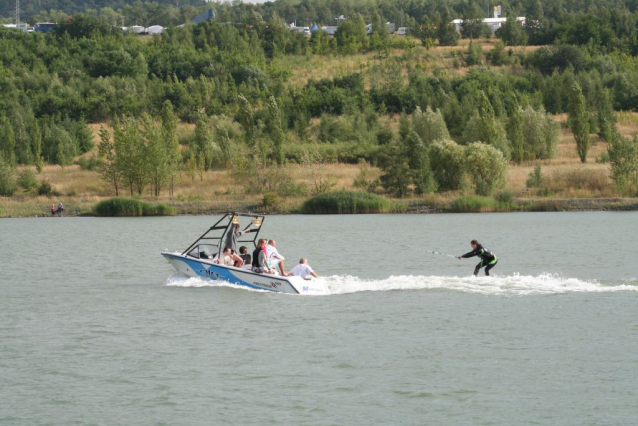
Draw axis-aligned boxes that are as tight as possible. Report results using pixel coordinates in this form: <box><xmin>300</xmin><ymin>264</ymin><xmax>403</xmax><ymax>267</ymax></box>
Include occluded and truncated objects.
<box><xmin>162</xmin><ymin>252</ymin><xmax>329</xmax><ymax>295</ymax></box>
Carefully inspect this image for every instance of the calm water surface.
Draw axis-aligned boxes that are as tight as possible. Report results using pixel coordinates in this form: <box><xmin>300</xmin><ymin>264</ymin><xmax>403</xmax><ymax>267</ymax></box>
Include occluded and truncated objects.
<box><xmin>1</xmin><ymin>213</ymin><xmax>637</xmax><ymax>425</ymax></box>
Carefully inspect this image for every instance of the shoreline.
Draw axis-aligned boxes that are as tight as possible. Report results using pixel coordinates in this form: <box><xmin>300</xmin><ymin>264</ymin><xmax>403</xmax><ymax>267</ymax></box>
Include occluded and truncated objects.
<box><xmin>2</xmin><ymin>197</ymin><xmax>638</xmax><ymax>218</ymax></box>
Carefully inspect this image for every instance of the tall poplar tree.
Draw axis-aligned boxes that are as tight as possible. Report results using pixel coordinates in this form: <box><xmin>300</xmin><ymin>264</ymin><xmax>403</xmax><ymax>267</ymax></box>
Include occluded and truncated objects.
<box><xmin>161</xmin><ymin>101</ymin><xmax>181</xmax><ymax>197</ymax></box>
<box><xmin>508</xmin><ymin>105</ymin><xmax>525</xmax><ymax>163</ymax></box>
<box><xmin>267</xmin><ymin>95</ymin><xmax>285</xmax><ymax>166</ymax></box>
<box><xmin>568</xmin><ymin>82</ymin><xmax>590</xmax><ymax>163</ymax></box>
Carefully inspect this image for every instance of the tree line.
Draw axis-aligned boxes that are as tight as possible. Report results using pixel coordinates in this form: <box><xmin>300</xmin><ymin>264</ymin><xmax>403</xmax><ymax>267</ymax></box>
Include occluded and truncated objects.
<box><xmin>2</xmin><ymin>0</ymin><xmax>638</xmax><ymax>197</ymax></box>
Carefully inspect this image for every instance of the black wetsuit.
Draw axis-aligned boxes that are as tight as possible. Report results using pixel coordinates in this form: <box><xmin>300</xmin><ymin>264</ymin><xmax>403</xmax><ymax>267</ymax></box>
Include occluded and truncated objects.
<box><xmin>462</xmin><ymin>244</ymin><xmax>498</xmax><ymax>276</ymax></box>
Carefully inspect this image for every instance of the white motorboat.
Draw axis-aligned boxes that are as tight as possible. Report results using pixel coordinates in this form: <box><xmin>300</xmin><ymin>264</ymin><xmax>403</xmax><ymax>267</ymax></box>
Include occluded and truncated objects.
<box><xmin>162</xmin><ymin>213</ymin><xmax>329</xmax><ymax>295</ymax></box>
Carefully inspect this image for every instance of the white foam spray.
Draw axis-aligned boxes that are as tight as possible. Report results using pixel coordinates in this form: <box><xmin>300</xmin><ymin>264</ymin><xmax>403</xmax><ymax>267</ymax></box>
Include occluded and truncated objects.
<box><xmin>166</xmin><ymin>273</ymin><xmax>637</xmax><ymax>296</ymax></box>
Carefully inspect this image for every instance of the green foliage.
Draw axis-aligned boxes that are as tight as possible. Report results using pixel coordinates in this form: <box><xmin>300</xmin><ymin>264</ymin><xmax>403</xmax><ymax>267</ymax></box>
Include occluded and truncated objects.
<box><xmin>17</xmin><ymin>169</ymin><xmax>38</xmax><ymax>193</ymax></box>
<box><xmin>301</xmin><ymin>191</ymin><xmax>392</xmax><ymax>214</ymax></box>
<box><xmin>520</xmin><ymin>107</ymin><xmax>560</xmax><ymax>159</ymax></box>
<box><xmin>568</xmin><ymin>82</ymin><xmax>590</xmax><ymax>162</ymax></box>
<box><xmin>526</xmin><ymin>165</ymin><xmax>544</xmax><ymax>188</ymax></box>
<box><xmin>429</xmin><ymin>139</ymin><xmax>466</xmax><ymax>191</ymax></box>
<box><xmin>0</xmin><ymin>154</ymin><xmax>16</xmax><ymax>196</ymax></box>
<box><xmin>37</xmin><ymin>178</ymin><xmax>57</xmax><ymax>196</ymax></box>
<box><xmin>608</xmin><ymin>133</ymin><xmax>638</xmax><ymax>190</ymax></box>
<box><xmin>487</xmin><ymin>41</ymin><xmax>509</xmax><ymax>66</ymax></box>
<box><xmin>437</xmin><ymin>10</ymin><xmax>459</xmax><ymax>46</ymax></box>
<box><xmin>464</xmin><ymin>142</ymin><xmax>507</xmax><ymax>195</ymax></box>
<box><xmin>261</xmin><ymin>193</ymin><xmax>278</xmax><ymax>211</ymax></box>
<box><xmin>93</xmin><ymin>197</ymin><xmax>176</xmax><ymax>217</ymax></box>
<box><xmin>465</xmin><ymin>41</ymin><xmax>483</xmax><ymax>66</ymax></box>
<box><xmin>449</xmin><ymin>196</ymin><xmax>498</xmax><ymax>212</ymax></box>
<box><xmin>463</xmin><ymin>92</ymin><xmax>511</xmax><ymax>159</ymax></box>
<box><xmin>507</xmin><ymin>105</ymin><xmax>525</xmax><ymax>163</ymax></box>
<box><xmin>411</xmin><ymin>107</ymin><xmax>450</xmax><ymax>146</ymax></box>
<box><xmin>76</xmin><ymin>155</ymin><xmax>102</xmax><ymax>171</ymax></box>
<box><xmin>497</xmin><ymin>15</ymin><xmax>528</xmax><ymax>46</ymax></box>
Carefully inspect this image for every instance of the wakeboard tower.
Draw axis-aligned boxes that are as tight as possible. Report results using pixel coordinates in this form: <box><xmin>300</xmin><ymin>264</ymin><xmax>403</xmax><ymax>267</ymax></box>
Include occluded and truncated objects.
<box><xmin>161</xmin><ymin>212</ymin><xmax>329</xmax><ymax>295</ymax></box>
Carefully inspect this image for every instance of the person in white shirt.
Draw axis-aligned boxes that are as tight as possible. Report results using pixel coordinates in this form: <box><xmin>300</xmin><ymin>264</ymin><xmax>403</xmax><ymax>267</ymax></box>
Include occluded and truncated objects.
<box><xmin>290</xmin><ymin>258</ymin><xmax>319</xmax><ymax>279</ymax></box>
<box><xmin>214</xmin><ymin>247</ymin><xmax>235</xmax><ymax>267</ymax></box>
<box><xmin>266</xmin><ymin>240</ymin><xmax>288</xmax><ymax>276</ymax></box>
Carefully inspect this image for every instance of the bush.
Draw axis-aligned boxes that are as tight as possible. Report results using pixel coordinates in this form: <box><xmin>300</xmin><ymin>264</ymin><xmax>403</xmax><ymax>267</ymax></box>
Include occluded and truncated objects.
<box><xmin>18</xmin><ymin>169</ymin><xmax>38</xmax><ymax>193</ymax></box>
<box><xmin>301</xmin><ymin>190</ymin><xmax>392</xmax><ymax>214</ymax></box>
<box><xmin>526</xmin><ymin>165</ymin><xmax>543</xmax><ymax>188</ymax></box>
<box><xmin>93</xmin><ymin>197</ymin><xmax>176</xmax><ymax>216</ymax></box>
<box><xmin>76</xmin><ymin>155</ymin><xmax>103</xmax><ymax>171</ymax></box>
<box><xmin>262</xmin><ymin>193</ymin><xmax>278</xmax><ymax>211</ymax></box>
<box><xmin>494</xmin><ymin>189</ymin><xmax>514</xmax><ymax>204</ymax></box>
<box><xmin>37</xmin><ymin>179</ymin><xmax>59</xmax><ymax>197</ymax></box>
<box><xmin>449</xmin><ymin>196</ymin><xmax>498</xmax><ymax>212</ymax></box>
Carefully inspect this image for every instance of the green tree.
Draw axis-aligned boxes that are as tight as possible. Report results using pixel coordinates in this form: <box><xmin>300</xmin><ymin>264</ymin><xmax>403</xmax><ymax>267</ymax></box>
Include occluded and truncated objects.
<box><xmin>141</xmin><ymin>114</ymin><xmax>168</xmax><ymax>197</ymax></box>
<box><xmin>32</xmin><ymin>121</ymin><xmax>44</xmax><ymax>173</ymax></box>
<box><xmin>0</xmin><ymin>153</ymin><xmax>17</xmax><ymax>196</ymax></box>
<box><xmin>237</xmin><ymin>93</ymin><xmax>256</xmax><ymax>148</ymax></box>
<box><xmin>597</xmin><ymin>88</ymin><xmax>615</xmax><ymax>143</ymax></box>
<box><xmin>114</xmin><ymin>116</ymin><xmax>146</xmax><ymax>196</ymax></box>
<box><xmin>161</xmin><ymin>101</ymin><xmax>181</xmax><ymax>198</ymax></box>
<box><xmin>379</xmin><ymin>145</ymin><xmax>412</xmax><ymax>197</ymax></box>
<box><xmin>266</xmin><ymin>95</ymin><xmax>285</xmax><ymax>166</ymax></box>
<box><xmin>97</xmin><ymin>126</ymin><xmax>119</xmax><ymax>196</ymax></box>
<box><xmin>608</xmin><ymin>132</ymin><xmax>638</xmax><ymax>191</ymax></box>
<box><xmin>521</xmin><ymin>107</ymin><xmax>560</xmax><ymax>159</ymax></box>
<box><xmin>419</xmin><ymin>15</ymin><xmax>436</xmax><ymax>50</ymax></box>
<box><xmin>404</xmin><ymin>131</ymin><xmax>436</xmax><ymax>194</ymax></box>
<box><xmin>194</xmin><ymin>112</ymin><xmax>215</xmax><ymax>171</ymax></box>
<box><xmin>464</xmin><ymin>92</ymin><xmax>511</xmax><ymax>159</ymax></box>
<box><xmin>568</xmin><ymin>82</ymin><xmax>590</xmax><ymax>163</ymax></box>
<box><xmin>429</xmin><ymin>139</ymin><xmax>466</xmax><ymax>191</ymax></box>
<box><xmin>465</xmin><ymin>40</ymin><xmax>483</xmax><ymax>66</ymax></box>
<box><xmin>437</xmin><ymin>10</ymin><xmax>460</xmax><ymax>46</ymax></box>
<box><xmin>498</xmin><ymin>14</ymin><xmax>528</xmax><ymax>46</ymax></box>
<box><xmin>0</xmin><ymin>116</ymin><xmax>16</xmax><ymax>166</ymax></box>
<box><xmin>464</xmin><ymin>142</ymin><xmax>508</xmax><ymax>195</ymax></box>
<box><xmin>508</xmin><ymin>105</ymin><xmax>525</xmax><ymax>163</ymax></box>
<box><xmin>411</xmin><ymin>107</ymin><xmax>450</xmax><ymax>146</ymax></box>
<box><xmin>369</xmin><ymin>12</ymin><xmax>389</xmax><ymax>51</ymax></box>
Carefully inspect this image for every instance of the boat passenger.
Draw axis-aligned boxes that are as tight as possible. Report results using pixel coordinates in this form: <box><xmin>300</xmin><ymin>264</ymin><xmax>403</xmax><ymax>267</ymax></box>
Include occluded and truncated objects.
<box><xmin>214</xmin><ymin>247</ymin><xmax>235</xmax><ymax>267</ymax></box>
<box><xmin>252</xmin><ymin>239</ymin><xmax>274</xmax><ymax>274</ymax></box>
<box><xmin>458</xmin><ymin>240</ymin><xmax>498</xmax><ymax>276</ymax></box>
<box><xmin>238</xmin><ymin>246</ymin><xmax>251</xmax><ymax>265</ymax></box>
<box><xmin>290</xmin><ymin>258</ymin><xmax>319</xmax><ymax>279</ymax></box>
<box><xmin>266</xmin><ymin>240</ymin><xmax>288</xmax><ymax>276</ymax></box>
<box><xmin>225</xmin><ymin>223</ymin><xmax>253</xmax><ymax>253</ymax></box>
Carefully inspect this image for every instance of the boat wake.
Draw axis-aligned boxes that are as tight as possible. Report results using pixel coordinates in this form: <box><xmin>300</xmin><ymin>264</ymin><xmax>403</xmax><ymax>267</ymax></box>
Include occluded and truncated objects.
<box><xmin>324</xmin><ymin>273</ymin><xmax>638</xmax><ymax>296</ymax></box>
<box><xmin>166</xmin><ymin>273</ymin><xmax>638</xmax><ymax>296</ymax></box>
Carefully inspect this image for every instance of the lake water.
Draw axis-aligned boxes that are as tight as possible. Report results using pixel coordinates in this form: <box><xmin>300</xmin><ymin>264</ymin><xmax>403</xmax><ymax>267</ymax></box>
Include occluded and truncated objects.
<box><xmin>1</xmin><ymin>212</ymin><xmax>637</xmax><ymax>425</ymax></box>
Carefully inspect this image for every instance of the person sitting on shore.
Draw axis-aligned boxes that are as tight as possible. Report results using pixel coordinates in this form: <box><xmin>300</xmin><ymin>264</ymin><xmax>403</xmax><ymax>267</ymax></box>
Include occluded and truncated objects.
<box><xmin>266</xmin><ymin>239</ymin><xmax>288</xmax><ymax>276</ymax></box>
<box><xmin>290</xmin><ymin>258</ymin><xmax>319</xmax><ymax>279</ymax></box>
<box><xmin>50</xmin><ymin>204</ymin><xmax>56</xmax><ymax>215</ymax></box>
<box><xmin>252</xmin><ymin>239</ymin><xmax>275</xmax><ymax>274</ymax></box>
<box><xmin>56</xmin><ymin>203</ymin><xmax>65</xmax><ymax>214</ymax></box>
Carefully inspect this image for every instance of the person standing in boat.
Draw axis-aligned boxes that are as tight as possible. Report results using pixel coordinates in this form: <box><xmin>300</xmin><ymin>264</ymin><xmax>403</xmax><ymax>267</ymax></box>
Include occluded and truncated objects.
<box><xmin>266</xmin><ymin>240</ymin><xmax>288</xmax><ymax>276</ymax></box>
<box><xmin>252</xmin><ymin>239</ymin><xmax>274</xmax><ymax>274</ymax></box>
<box><xmin>225</xmin><ymin>223</ymin><xmax>253</xmax><ymax>253</ymax></box>
<box><xmin>458</xmin><ymin>240</ymin><xmax>498</xmax><ymax>276</ymax></box>
<box><xmin>290</xmin><ymin>258</ymin><xmax>319</xmax><ymax>279</ymax></box>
